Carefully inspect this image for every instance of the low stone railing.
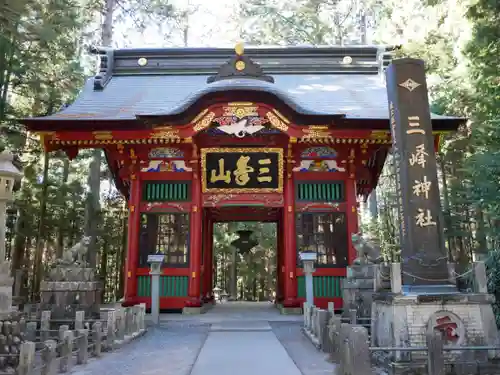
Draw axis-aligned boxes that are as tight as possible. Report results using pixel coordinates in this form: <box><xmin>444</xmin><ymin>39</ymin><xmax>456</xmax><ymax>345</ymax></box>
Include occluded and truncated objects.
<box><xmin>17</xmin><ymin>304</ymin><xmax>147</xmax><ymax>375</ymax></box>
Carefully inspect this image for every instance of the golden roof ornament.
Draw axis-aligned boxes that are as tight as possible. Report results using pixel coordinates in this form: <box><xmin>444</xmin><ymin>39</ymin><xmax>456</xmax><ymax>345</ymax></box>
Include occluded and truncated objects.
<box><xmin>235</xmin><ymin>42</ymin><xmax>245</xmax><ymax>56</ymax></box>
<box><xmin>206</xmin><ymin>41</ymin><xmax>274</xmax><ymax>84</ymax></box>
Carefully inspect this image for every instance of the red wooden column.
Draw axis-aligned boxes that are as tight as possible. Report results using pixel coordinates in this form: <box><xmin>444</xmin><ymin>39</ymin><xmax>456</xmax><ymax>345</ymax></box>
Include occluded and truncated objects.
<box><xmin>206</xmin><ymin>218</ymin><xmax>214</xmax><ymax>300</ymax></box>
<box><xmin>345</xmin><ymin>174</ymin><xmax>359</xmax><ymax>264</ymax></box>
<box><xmin>283</xmin><ymin>163</ymin><xmax>298</xmax><ymax>307</ymax></box>
<box><xmin>276</xmin><ymin>218</ymin><xmax>284</xmax><ymax>303</ymax></box>
<box><xmin>124</xmin><ymin>174</ymin><xmax>141</xmax><ymax>305</ymax></box>
<box><xmin>187</xmin><ymin>149</ymin><xmax>202</xmax><ymax>307</ymax></box>
<box><xmin>202</xmin><ymin>216</ymin><xmax>213</xmax><ymax>299</ymax></box>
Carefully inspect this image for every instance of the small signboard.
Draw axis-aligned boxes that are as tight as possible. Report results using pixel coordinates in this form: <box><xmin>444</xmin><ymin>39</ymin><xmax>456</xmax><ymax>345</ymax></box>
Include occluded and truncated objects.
<box><xmin>201</xmin><ymin>148</ymin><xmax>283</xmax><ymax>193</ymax></box>
<box><xmin>147</xmin><ymin>254</ymin><xmax>165</xmax><ymax>264</ymax></box>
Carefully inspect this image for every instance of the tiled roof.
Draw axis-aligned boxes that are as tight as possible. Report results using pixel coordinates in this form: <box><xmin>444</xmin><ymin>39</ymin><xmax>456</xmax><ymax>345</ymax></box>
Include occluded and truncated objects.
<box><xmin>27</xmin><ymin>45</ymin><xmax>461</xmax><ymax>124</ymax></box>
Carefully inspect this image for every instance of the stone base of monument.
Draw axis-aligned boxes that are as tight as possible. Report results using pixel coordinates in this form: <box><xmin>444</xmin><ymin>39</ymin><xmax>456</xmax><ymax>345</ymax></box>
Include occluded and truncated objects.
<box><xmin>40</xmin><ymin>279</ymin><xmax>103</xmax><ymax>319</ymax></box>
<box><xmin>371</xmin><ymin>263</ymin><xmax>500</xmax><ymax>374</ymax></box>
<box><xmin>342</xmin><ymin>264</ymin><xmax>390</xmax><ymax>322</ymax></box>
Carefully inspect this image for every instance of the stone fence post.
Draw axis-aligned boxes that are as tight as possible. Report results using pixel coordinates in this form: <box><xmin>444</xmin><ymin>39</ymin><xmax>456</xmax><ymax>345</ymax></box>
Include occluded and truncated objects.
<box><xmin>139</xmin><ymin>303</ymin><xmax>146</xmax><ymax>331</ymax></box>
<box><xmin>427</xmin><ymin>330</ymin><xmax>445</xmax><ymax>375</ymax></box>
<box><xmin>17</xmin><ymin>341</ymin><xmax>35</xmax><ymax>375</ymax></box>
<box><xmin>303</xmin><ymin>302</ymin><xmax>310</xmax><ymax>330</ymax></box>
<box><xmin>347</xmin><ymin>326</ymin><xmax>372</xmax><ymax>375</ymax></box>
<box><xmin>317</xmin><ymin>309</ymin><xmax>329</xmax><ymax>351</ymax></box>
<box><xmin>75</xmin><ymin>310</ymin><xmax>85</xmax><ymax>330</ymax></box>
<box><xmin>76</xmin><ymin>329</ymin><xmax>89</xmax><ymax>365</ymax></box>
<box><xmin>26</xmin><ymin>322</ymin><xmax>37</xmax><ymax>342</ymax></box>
<box><xmin>42</xmin><ymin>339</ymin><xmax>57</xmax><ymax>375</ymax></box>
<box><xmin>59</xmin><ymin>330</ymin><xmax>73</xmax><ymax>373</ymax></box>
<box><xmin>41</xmin><ymin>310</ymin><xmax>51</xmax><ymax>342</ymax></box>
<box><xmin>105</xmin><ymin>309</ymin><xmax>116</xmax><ymax>349</ymax></box>
<box><xmin>328</xmin><ymin>315</ymin><xmax>342</xmax><ymax>362</ymax></box>
<box><xmin>115</xmin><ymin>308</ymin><xmax>125</xmax><ymax>341</ymax></box>
<box><xmin>93</xmin><ymin>322</ymin><xmax>102</xmax><ymax>357</ymax></box>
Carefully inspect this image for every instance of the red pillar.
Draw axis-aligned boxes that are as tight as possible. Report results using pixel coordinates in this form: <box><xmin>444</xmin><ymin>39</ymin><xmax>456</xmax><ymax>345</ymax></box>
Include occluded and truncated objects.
<box><xmin>207</xmin><ymin>219</ymin><xmax>214</xmax><ymax>301</ymax></box>
<box><xmin>276</xmin><ymin>218</ymin><xmax>284</xmax><ymax>303</ymax></box>
<box><xmin>345</xmin><ymin>177</ymin><xmax>359</xmax><ymax>264</ymax></box>
<box><xmin>187</xmin><ymin>158</ymin><xmax>202</xmax><ymax>307</ymax></box>
<box><xmin>124</xmin><ymin>176</ymin><xmax>141</xmax><ymax>304</ymax></box>
<box><xmin>202</xmin><ymin>216</ymin><xmax>213</xmax><ymax>300</ymax></box>
<box><xmin>283</xmin><ymin>168</ymin><xmax>298</xmax><ymax>307</ymax></box>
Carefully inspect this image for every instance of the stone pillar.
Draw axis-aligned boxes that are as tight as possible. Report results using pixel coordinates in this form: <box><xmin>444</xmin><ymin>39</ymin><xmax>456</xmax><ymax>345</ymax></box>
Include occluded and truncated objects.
<box><xmin>124</xmin><ymin>176</ymin><xmax>141</xmax><ymax>304</ymax></box>
<box><xmin>386</xmin><ymin>58</ymin><xmax>454</xmax><ymax>293</ymax></box>
<box><xmin>149</xmin><ymin>262</ymin><xmax>161</xmax><ymax>325</ymax></box>
<box><xmin>187</xmin><ymin>148</ymin><xmax>202</xmax><ymax>306</ymax></box>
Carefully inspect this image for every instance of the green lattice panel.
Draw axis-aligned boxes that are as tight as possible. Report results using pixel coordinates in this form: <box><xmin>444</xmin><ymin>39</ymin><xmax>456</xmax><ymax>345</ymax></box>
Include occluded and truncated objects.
<box><xmin>297</xmin><ymin>276</ymin><xmax>344</xmax><ymax>298</ymax></box>
<box><xmin>143</xmin><ymin>182</ymin><xmax>189</xmax><ymax>202</ymax></box>
<box><xmin>137</xmin><ymin>276</ymin><xmax>189</xmax><ymax>297</ymax></box>
<box><xmin>297</xmin><ymin>182</ymin><xmax>344</xmax><ymax>202</ymax></box>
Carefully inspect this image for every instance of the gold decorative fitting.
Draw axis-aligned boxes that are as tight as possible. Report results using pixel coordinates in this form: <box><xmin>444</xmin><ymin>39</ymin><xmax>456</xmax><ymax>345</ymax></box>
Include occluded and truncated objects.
<box><xmin>193</xmin><ymin>111</ymin><xmax>216</xmax><ymax>132</ymax></box>
<box><xmin>191</xmin><ymin>271</ymin><xmax>196</xmax><ymax>278</ymax></box>
<box><xmin>266</xmin><ymin>112</ymin><xmax>289</xmax><ymax>132</ymax></box>
<box><xmin>223</xmin><ymin>105</ymin><xmax>258</xmax><ymax>118</ymax></box>
<box><xmin>235</xmin><ymin>61</ymin><xmax>246</xmax><ymax>71</ymax></box>
<box><xmin>351</xmin><ymin>206</ymin><xmax>356</xmax><ymax>213</ymax></box>
<box><xmin>235</xmin><ymin>42</ymin><xmax>244</xmax><ymax>56</ymax></box>
<box><xmin>92</xmin><ymin>131</ymin><xmax>113</xmax><ymax>140</ymax></box>
<box><xmin>130</xmin><ymin>205</ymin><xmax>135</xmax><ymax>212</ymax></box>
<box><xmin>151</xmin><ymin>126</ymin><xmax>181</xmax><ymax>140</ymax></box>
<box><xmin>343</xmin><ymin>56</ymin><xmax>353</xmax><ymax>64</ymax></box>
<box><xmin>289</xmin><ymin>137</ymin><xmax>297</xmax><ymax>144</ymax></box>
<box><xmin>192</xmin><ymin>205</ymin><xmax>198</xmax><ymax>212</ymax></box>
<box><xmin>227</xmin><ymin>102</ymin><xmax>254</xmax><ymax>106</ymax></box>
<box><xmin>192</xmin><ymin>109</ymin><xmax>209</xmax><ymax>124</ymax></box>
<box><xmin>370</xmin><ymin>131</ymin><xmax>390</xmax><ymax>140</ymax></box>
<box><xmin>273</xmin><ymin>109</ymin><xmax>290</xmax><ymax>124</ymax></box>
<box><xmin>137</xmin><ymin>57</ymin><xmax>148</xmax><ymax>66</ymax></box>
<box><xmin>287</xmin><ymin>206</ymin><xmax>292</xmax><ymax>213</ymax></box>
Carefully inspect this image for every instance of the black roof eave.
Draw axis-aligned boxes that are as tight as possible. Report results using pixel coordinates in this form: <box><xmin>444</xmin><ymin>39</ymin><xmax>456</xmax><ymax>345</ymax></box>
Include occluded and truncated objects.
<box><xmin>20</xmin><ymin>116</ymin><xmax>464</xmax><ymax>133</ymax></box>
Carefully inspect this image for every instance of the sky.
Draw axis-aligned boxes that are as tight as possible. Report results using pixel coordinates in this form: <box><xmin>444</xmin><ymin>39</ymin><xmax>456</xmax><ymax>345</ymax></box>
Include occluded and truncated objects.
<box><xmin>115</xmin><ymin>0</ymin><xmax>243</xmax><ymax>48</ymax></box>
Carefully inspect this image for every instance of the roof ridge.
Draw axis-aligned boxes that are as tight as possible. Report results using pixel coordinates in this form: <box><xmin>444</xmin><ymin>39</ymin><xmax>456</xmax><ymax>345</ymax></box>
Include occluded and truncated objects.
<box><xmin>89</xmin><ymin>45</ymin><xmax>398</xmax><ymax>90</ymax></box>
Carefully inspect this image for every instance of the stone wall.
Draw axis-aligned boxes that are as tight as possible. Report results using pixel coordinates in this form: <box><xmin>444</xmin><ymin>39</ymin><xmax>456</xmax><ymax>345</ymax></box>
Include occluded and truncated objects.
<box><xmin>0</xmin><ymin>312</ymin><xmax>26</xmax><ymax>373</ymax></box>
<box><xmin>372</xmin><ymin>293</ymin><xmax>500</xmax><ymax>363</ymax></box>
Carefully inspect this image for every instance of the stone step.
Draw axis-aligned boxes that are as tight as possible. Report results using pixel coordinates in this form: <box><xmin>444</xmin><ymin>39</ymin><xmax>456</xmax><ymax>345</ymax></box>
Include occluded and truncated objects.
<box><xmin>210</xmin><ymin>321</ymin><xmax>272</xmax><ymax>332</ymax></box>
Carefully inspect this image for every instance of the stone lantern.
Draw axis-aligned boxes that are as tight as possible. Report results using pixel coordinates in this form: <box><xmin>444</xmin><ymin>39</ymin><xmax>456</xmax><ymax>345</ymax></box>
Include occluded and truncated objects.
<box><xmin>0</xmin><ymin>151</ymin><xmax>22</xmax><ymax>312</ymax></box>
<box><xmin>299</xmin><ymin>250</ymin><xmax>317</xmax><ymax>307</ymax></box>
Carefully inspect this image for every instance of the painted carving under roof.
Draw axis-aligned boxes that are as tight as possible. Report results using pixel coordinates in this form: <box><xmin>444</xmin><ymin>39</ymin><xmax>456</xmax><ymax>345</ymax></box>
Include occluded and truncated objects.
<box><xmin>148</xmin><ymin>147</ymin><xmax>184</xmax><ymax>159</ymax></box>
<box><xmin>301</xmin><ymin>147</ymin><xmax>338</xmax><ymax>158</ymax></box>
<box><xmin>140</xmin><ymin>160</ymin><xmax>192</xmax><ymax>172</ymax></box>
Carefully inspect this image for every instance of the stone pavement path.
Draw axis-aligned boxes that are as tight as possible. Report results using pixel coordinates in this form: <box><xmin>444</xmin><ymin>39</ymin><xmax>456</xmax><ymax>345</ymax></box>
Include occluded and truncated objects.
<box><xmin>71</xmin><ymin>302</ymin><xmax>335</xmax><ymax>375</ymax></box>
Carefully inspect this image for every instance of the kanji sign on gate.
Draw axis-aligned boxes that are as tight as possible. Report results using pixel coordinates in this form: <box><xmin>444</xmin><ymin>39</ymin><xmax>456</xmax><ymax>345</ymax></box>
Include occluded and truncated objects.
<box><xmin>201</xmin><ymin>148</ymin><xmax>284</xmax><ymax>193</ymax></box>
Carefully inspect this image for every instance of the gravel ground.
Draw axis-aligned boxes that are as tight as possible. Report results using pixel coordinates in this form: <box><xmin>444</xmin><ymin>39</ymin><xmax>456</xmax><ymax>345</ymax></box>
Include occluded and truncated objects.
<box><xmin>270</xmin><ymin>322</ymin><xmax>336</xmax><ymax>375</ymax></box>
<box><xmin>70</xmin><ymin>323</ymin><xmax>209</xmax><ymax>375</ymax></box>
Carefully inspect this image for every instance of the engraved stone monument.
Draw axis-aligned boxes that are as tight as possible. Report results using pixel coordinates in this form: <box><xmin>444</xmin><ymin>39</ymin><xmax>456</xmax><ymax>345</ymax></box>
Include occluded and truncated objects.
<box><xmin>40</xmin><ymin>236</ymin><xmax>103</xmax><ymax>319</ymax></box>
<box><xmin>370</xmin><ymin>59</ymin><xmax>499</xmax><ymax>374</ymax></box>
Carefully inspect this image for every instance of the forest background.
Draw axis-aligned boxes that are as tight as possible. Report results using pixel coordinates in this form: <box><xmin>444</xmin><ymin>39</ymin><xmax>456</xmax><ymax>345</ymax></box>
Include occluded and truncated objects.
<box><xmin>0</xmin><ymin>0</ymin><xmax>499</xmax><ymax>321</ymax></box>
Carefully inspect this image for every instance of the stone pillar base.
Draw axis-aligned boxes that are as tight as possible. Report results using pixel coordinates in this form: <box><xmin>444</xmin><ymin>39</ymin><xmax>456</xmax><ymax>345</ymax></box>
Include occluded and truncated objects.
<box><xmin>371</xmin><ymin>292</ymin><xmax>500</xmax><ymax>374</ymax></box>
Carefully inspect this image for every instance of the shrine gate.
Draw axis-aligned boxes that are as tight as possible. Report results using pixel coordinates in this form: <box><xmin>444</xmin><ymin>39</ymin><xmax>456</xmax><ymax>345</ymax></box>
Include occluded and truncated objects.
<box><xmin>21</xmin><ymin>44</ymin><xmax>462</xmax><ymax>312</ymax></box>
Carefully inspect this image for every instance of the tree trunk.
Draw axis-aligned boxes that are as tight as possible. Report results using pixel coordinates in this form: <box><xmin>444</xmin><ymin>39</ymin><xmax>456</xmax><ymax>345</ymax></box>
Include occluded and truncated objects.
<box><xmin>85</xmin><ymin>0</ymin><xmax>115</xmax><ymax>268</ymax></box>
<box><xmin>100</xmin><ymin>238</ymin><xmax>108</xmax><ymax>302</ymax></box>
<box><xmin>56</xmin><ymin>157</ymin><xmax>70</xmax><ymax>258</ymax></box>
<box><xmin>32</xmin><ymin>151</ymin><xmax>50</xmax><ymax>301</ymax></box>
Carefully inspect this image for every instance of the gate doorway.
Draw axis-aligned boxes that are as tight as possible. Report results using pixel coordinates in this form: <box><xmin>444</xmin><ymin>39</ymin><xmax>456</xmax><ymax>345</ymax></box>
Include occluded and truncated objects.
<box><xmin>205</xmin><ymin>207</ymin><xmax>280</xmax><ymax>304</ymax></box>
